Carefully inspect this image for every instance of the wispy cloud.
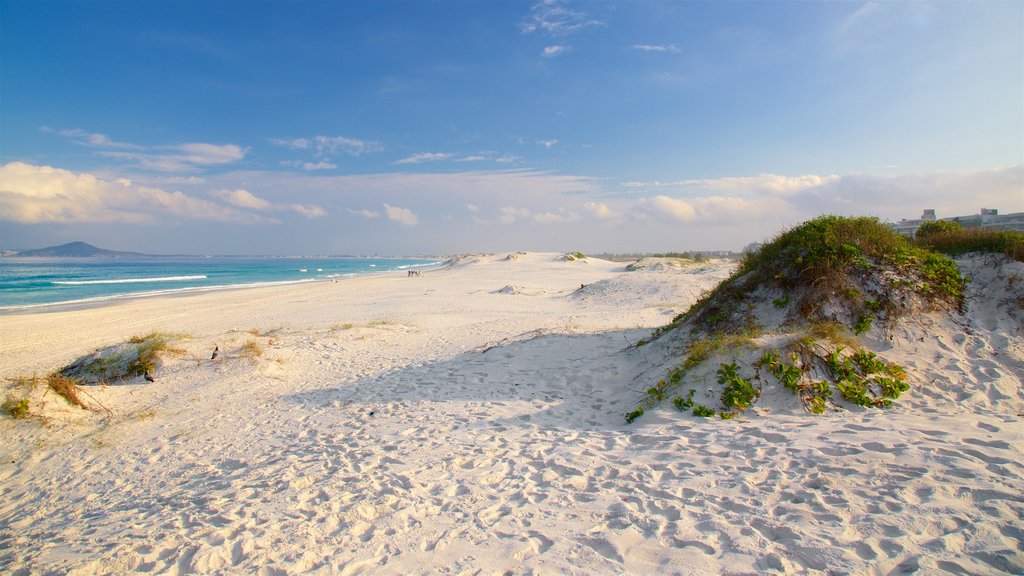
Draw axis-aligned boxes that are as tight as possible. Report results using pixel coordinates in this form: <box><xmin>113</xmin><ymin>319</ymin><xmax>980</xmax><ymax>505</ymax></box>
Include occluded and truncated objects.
<box><xmin>98</xmin><ymin>143</ymin><xmax>247</xmax><ymax>172</ymax></box>
<box><xmin>45</xmin><ymin>128</ymin><xmax>248</xmax><ymax>172</ymax></box>
<box><xmin>520</xmin><ymin>0</ymin><xmax>604</xmax><ymax>36</ymax></box>
<box><xmin>840</xmin><ymin>1</ymin><xmax>882</xmax><ymax>34</ymax></box>
<box><xmin>383</xmin><ymin>203</ymin><xmax>418</xmax><ymax>226</ymax></box>
<box><xmin>281</xmin><ymin>160</ymin><xmax>338</xmax><ymax>171</ymax></box>
<box><xmin>271</xmin><ymin>135</ymin><xmax>383</xmax><ymax>158</ymax></box>
<box><xmin>395</xmin><ymin>152</ymin><xmax>454</xmax><ymax>165</ymax></box>
<box><xmin>542</xmin><ymin>44</ymin><xmax>569</xmax><ymax>58</ymax></box>
<box><xmin>537</xmin><ymin>139</ymin><xmax>558</xmax><ymax>149</ymax></box>
<box><xmin>348</xmin><ymin>208</ymin><xmax>380</xmax><ymax>219</ymax></box>
<box><xmin>632</xmin><ymin>44</ymin><xmax>681</xmax><ymax>54</ymax></box>
<box><xmin>210</xmin><ymin>187</ymin><xmax>326</xmax><ymax>218</ymax></box>
<box><xmin>42</xmin><ymin>127</ymin><xmax>143</xmax><ymax>150</ymax></box>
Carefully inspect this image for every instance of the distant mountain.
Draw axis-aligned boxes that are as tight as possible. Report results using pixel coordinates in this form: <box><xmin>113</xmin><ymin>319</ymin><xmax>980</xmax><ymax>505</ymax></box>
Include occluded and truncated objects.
<box><xmin>7</xmin><ymin>241</ymin><xmax>150</xmax><ymax>258</ymax></box>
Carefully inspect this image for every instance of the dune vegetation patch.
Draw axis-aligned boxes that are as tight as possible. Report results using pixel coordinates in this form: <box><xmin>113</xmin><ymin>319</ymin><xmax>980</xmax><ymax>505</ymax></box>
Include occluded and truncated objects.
<box><xmin>627</xmin><ymin>215</ymin><xmax>967</xmax><ymax>423</ymax></box>
<box><xmin>914</xmin><ymin>221</ymin><xmax>1024</xmax><ymax>262</ymax></box>
<box><xmin>59</xmin><ymin>332</ymin><xmax>187</xmax><ymax>384</ymax></box>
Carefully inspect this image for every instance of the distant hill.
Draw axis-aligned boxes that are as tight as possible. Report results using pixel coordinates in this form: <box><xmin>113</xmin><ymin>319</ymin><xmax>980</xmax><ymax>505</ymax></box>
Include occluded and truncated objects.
<box><xmin>6</xmin><ymin>241</ymin><xmax>150</xmax><ymax>258</ymax></box>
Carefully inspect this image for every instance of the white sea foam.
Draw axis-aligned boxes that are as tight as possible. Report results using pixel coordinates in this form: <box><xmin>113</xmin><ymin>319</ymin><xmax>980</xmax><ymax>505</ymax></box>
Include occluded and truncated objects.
<box><xmin>53</xmin><ymin>275</ymin><xmax>209</xmax><ymax>285</ymax></box>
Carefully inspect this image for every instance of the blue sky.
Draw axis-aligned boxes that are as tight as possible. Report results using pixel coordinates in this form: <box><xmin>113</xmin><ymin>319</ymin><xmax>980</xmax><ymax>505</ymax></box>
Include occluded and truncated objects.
<box><xmin>1</xmin><ymin>1</ymin><xmax>1021</xmax><ymax>255</ymax></box>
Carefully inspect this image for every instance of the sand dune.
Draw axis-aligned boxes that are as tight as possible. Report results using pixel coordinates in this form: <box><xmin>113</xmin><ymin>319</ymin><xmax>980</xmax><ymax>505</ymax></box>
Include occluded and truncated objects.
<box><xmin>0</xmin><ymin>252</ymin><xmax>1021</xmax><ymax>575</ymax></box>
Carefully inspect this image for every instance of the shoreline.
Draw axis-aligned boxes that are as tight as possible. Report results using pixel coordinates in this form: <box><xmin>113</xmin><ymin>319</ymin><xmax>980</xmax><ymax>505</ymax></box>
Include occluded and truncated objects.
<box><xmin>0</xmin><ymin>259</ymin><xmax>446</xmax><ymax>315</ymax></box>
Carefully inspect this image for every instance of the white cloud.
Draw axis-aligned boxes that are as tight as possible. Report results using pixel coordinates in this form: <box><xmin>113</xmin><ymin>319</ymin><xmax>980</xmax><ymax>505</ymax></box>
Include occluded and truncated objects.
<box><xmin>632</xmin><ymin>44</ymin><xmax>681</xmax><ymax>54</ymax></box>
<box><xmin>584</xmin><ymin>201</ymin><xmax>617</xmax><ymax>219</ymax></box>
<box><xmin>457</xmin><ymin>155</ymin><xmax>487</xmax><ymax>162</ymax></box>
<box><xmin>534</xmin><ymin>209</ymin><xmax>579</xmax><ymax>223</ymax></box>
<box><xmin>348</xmin><ymin>208</ymin><xmax>381</xmax><ymax>219</ymax></box>
<box><xmin>466</xmin><ymin>203</ymin><xmax>480</xmax><ymax>213</ymax></box>
<box><xmin>46</xmin><ymin>128</ymin><xmax>247</xmax><ymax>172</ymax></box>
<box><xmin>271</xmin><ymin>135</ymin><xmax>381</xmax><ymax>156</ymax></box>
<box><xmin>496</xmin><ymin>154</ymin><xmax>521</xmax><ymax>164</ymax></box>
<box><xmin>213</xmin><ymin>188</ymin><xmax>272</xmax><ymax>210</ymax></box>
<box><xmin>648</xmin><ymin>195</ymin><xmax>697</xmax><ymax>222</ymax></box>
<box><xmin>500</xmin><ymin>206</ymin><xmax>532</xmax><ymax>224</ymax></box>
<box><xmin>383</xmin><ymin>203</ymin><xmax>418</xmax><ymax>226</ymax></box>
<box><xmin>0</xmin><ymin>162</ymin><xmax>263</xmax><ymax>224</ymax></box>
<box><xmin>269</xmin><ymin>137</ymin><xmax>311</xmax><ymax>150</ymax></box>
<box><xmin>289</xmin><ymin>204</ymin><xmax>327</xmax><ymax>218</ymax></box>
<box><xmin>537</xmin><ymin>139</ymin><xmax>558</xmax><ymax>149</ymax></box>
<box><xmin>542</xmin><ymin>45</ymin><xmax>568</xmax><ymax>58</ymax></box>
<box><xmin>520</xmin><ymin>0</ymin><xmax>604</xmax><ymax>36</ymax></box>
<box><xmin>99</xmin><ymin>143</ymin><xmax>247</xmax><ymax>172</ymax></box>
<box><xmin>395</xmin><ymin>152</ymin><xmax>453</xmax><ymax>165</ymax></box>
<box><xmin>282</xmin><ymin>160</ymin><xmax>340</xmax><ymax>171</ymax></box>
<box><xmin>50</xmin><ymin>128</ymin><xmax>143</xmax><ymax>150</ymax></box>
<box><xmin>312</xmin><ymin>135</ymin><xmax>383</xmax><ymax>157</ymax></box>
<box><xmin>174</xmin><ymin>143</ymin><xmax>247</xmax><ymax>166</ymax></box>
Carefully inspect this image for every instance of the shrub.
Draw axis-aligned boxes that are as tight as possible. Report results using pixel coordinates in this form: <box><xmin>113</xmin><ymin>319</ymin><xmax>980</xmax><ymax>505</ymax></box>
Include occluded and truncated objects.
<box><xmin>916</xmin><ymin>228</ymin><xmax>1024</xmax><ymax>262</ymax></box>
<box><xmin>916</xmin><ymin>220</ymin><xmax>963</xmax><ymax>239</ymax></box>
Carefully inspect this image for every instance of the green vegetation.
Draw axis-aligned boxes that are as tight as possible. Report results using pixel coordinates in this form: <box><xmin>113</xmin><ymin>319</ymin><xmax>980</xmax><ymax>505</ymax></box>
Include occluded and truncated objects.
<box><xmin>826</xmin><ymin>346</ymin><xmax>908</xmax><ymax>407</ymax></box>
<box><xmin>915</xmin><ymin>220</ymin><xmax>963</xmax><ymax>239</ymax></box>
<box><xmin>915</xmin><ymin>227</ymin><xmax>1024</xmax><ymax>262</ymax></box>
<box><xmin>717</xmin><ymin>362</ymin><xmax>758</xmax><ymax>411</ymax></box>
<box><xmin>625</xmin><ymin>407</ymin><xmax>644</xmax><ymax>424</ymax></box>
<box><xmin>692</xmin><ymin>405</ymin><xmax>715</xmax><ymax>417</ymax></box>
<box><xmin>625</xmin><ymin>215</ymin><xmax>962</xmax><ymax>423</ymax></box>
<box><xmin>127</xmin><ymin>332</ymin><xmax>179</xmax><ymax>376</ymax></box>
<box><xmin>673</xmin><ymin>389</ymin><xmax>696</xmax><ymax>411</ymax></box>
<box><xmin>59</xmin><ymin>332</ymin><xmax>184</xmax><ymax>383</ymax></box>
<box><xmin>3</xmin><ymin>397</ymin><xmax>30</xmax><ymax>418</ymax></box>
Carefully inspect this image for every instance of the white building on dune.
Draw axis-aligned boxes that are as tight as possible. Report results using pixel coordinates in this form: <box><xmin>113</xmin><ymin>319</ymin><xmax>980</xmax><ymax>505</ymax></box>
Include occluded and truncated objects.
<box><xmin>889</xmin><ymin>208</ymin><xmax>1024</xmax><ymax>237</ymax></box>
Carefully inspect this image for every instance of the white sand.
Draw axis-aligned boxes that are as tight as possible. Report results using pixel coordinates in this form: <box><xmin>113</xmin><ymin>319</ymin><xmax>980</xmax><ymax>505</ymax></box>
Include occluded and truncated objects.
<box><xmin>0</xmin><ymin>252</ymin><xmax>1021</xmax><ymax>575</ymax></box>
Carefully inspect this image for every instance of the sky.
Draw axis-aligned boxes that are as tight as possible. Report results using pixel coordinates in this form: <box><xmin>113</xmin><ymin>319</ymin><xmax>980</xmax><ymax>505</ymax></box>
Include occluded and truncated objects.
<box><xmin>1</xmin><ymin>0</ymin><xmax>1021</xmax><ymax>256</ymax></box>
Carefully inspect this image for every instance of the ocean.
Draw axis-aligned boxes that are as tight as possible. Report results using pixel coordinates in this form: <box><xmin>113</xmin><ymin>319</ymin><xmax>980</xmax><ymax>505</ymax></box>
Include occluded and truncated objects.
<box><xmin>0</xmin><ymin>256</ymin><xmax>441</xmax><ymax>310</ymax></box>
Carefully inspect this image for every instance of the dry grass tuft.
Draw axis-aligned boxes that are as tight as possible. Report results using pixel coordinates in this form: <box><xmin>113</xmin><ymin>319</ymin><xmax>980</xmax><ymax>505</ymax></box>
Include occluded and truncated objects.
<box><xmin>46</xmin><ymin>374</ymin><xmax>89</xmax><ymax>409</ymax></box>
<box><xmin>240</xmin><ymin>340</ymin><xmax>264</xmax><ymax>359</ymax></box>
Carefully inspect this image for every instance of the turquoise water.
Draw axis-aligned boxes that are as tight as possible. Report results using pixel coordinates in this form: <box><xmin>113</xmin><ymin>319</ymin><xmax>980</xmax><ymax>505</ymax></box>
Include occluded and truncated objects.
<box><xmin>0</xmin><ymin>257</ymin><xmax>440</xmax><ymax>310</ymax></box>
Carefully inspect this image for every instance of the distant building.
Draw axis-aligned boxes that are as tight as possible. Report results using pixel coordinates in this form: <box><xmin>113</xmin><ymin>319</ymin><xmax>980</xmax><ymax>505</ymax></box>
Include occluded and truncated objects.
<box><xmin>889</xmin><ymin>208</ymin><xmax>1024</xmax><ymax>237</ymax></box>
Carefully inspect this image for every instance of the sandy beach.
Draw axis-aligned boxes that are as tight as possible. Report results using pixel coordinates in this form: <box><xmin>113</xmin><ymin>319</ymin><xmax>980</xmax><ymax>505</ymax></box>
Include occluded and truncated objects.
<box><xmin>1</xmin><ymin>252</ymin><xmax>1021</xmax><ymax>575</ymax></box>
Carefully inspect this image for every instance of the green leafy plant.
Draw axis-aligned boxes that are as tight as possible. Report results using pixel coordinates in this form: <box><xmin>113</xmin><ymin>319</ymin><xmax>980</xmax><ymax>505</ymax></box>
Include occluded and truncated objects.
<box><xmin>692</xmin><ymin>404</ymin><xmax>715</xmax><ymax>417</ymax></box>
<box><xmin>718</xmin><ymin>411</ymin><xmax>736</xmax><ymax>420</ymax></box>
<box><xmin>647</xmin><ymin>380</ymin><xmax>669</xmax><ymax>402</ymax></box>
<box><xmin>772</xmin><ymin>294</ymin><xmax>791</xmax><ymax>309</ymax></box>
<box><xmin>625</xmin><ymin>407</ymin><xmax>644</xmax><ymax>424</ymax></box>
<box><xmin>854</xmin><ymin>312</ymin><xmax>874</xmax><ymax>335</ymax></box>
<box><xmin>673</xmin><ymin>389</ymin><xmax>696</xmax><ymax>411</ymax></box>
<box><xmin>718</xmin><ymin>362</ymin><xmax>758</xmax><ymax>411</ymax></box>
